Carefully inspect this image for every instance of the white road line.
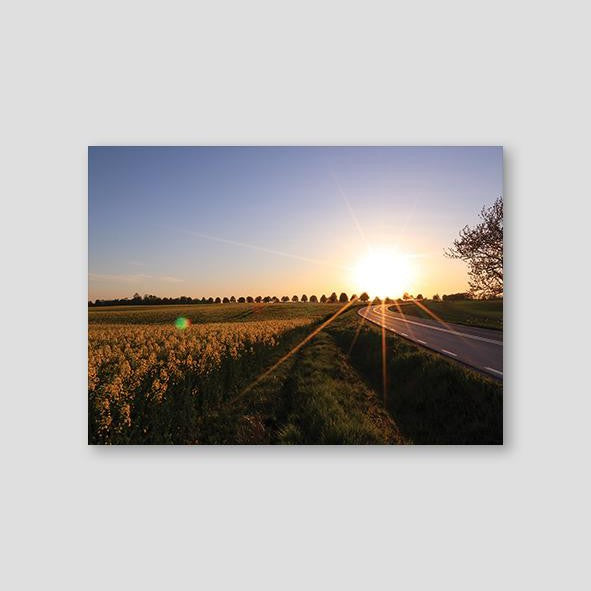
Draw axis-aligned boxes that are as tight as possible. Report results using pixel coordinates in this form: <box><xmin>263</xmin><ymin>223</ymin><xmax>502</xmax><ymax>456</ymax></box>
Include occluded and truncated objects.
<box><xmin>361</xmin><ymin>307</ymin><xmax>502</xmax><ymax>345</ymax></box>
<box><xmin>485</xmin><ymin>367</ymin><xmax>503</xmax><ymax>376</ymax></box>
<box><xmin>441</xmin><ymin>349</ymin><xmax>457</xmax><ymax>357</ymax></box>
<box><xmin>399</xmin><ymin>332</ymin><xmax>407</xmax><ymax>337</ymax></box>
<box><xmin>416</xmin><ymin>339</ymin><xmax>426</xmax><ymax>345</ymax></box>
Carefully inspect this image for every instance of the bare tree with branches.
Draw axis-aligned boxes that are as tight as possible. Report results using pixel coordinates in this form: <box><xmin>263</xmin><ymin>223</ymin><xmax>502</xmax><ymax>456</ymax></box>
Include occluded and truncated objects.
<box><xmin>445</xmin><ymin>196</ymin><xmax>503</xmax><ymax>298</ymax></box>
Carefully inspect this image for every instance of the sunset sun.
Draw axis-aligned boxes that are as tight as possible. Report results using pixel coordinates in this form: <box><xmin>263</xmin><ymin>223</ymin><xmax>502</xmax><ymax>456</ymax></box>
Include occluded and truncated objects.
<box><xmin>353</xmin><ymin>248</ymin><xmax>414</xmax><ymax>299</ymax></box>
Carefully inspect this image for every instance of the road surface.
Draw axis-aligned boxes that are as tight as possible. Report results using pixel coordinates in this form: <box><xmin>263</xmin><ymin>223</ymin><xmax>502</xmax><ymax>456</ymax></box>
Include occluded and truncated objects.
<box><xmin>358</xmin><ymin>305</ymin><xmax>503</xmax><ymax>380</ymax></box>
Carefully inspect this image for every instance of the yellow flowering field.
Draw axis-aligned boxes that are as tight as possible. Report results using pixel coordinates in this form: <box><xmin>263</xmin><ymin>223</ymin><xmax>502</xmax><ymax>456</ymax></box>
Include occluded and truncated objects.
<box><xmin>89</xmin><ymin>318</ymin><xmax>311</xmax><ymax>444</ymax></box>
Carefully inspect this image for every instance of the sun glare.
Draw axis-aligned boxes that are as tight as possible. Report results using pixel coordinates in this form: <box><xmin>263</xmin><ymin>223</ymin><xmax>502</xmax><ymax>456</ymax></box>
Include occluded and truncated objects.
<box><xmin>353</xmin><ymin>248</ymin><xmax>414</xmax><ymax>299</ymax></box>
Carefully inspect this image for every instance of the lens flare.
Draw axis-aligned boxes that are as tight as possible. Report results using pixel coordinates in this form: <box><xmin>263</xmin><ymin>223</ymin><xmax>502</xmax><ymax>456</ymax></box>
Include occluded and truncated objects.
<box><xmin>175</xmin><ymin>316</ymin><xmax>191</xmax><ymax>330</ymax></box>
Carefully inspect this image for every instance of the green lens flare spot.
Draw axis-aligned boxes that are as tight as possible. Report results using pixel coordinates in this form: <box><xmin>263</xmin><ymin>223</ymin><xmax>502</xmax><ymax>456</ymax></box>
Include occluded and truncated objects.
<box><xmin>175</xmin><ymin>317</ymin><xmax>190</xmax><ymax>330</ymax></box>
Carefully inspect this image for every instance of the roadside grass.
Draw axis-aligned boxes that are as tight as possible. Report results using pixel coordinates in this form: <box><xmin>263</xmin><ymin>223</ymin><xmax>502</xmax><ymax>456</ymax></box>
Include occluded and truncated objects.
<box><xmin>328</xmin><ymin>310</ymin><xmax>503</xmax><ymax>444</ymax></box>
<box><xmin>270</xmin><ymin>332</ymin><xmax>404</xmax><ymax>444</ymax></box>
<box><xmin>388</xmin><ymin>300</ymin><xmax>502</xmax><ymax>331</ymax></box>
<box><xmin>89</xmin><ymin>302</ymin><xmax>344</xmax><ymax>325</ymax></box>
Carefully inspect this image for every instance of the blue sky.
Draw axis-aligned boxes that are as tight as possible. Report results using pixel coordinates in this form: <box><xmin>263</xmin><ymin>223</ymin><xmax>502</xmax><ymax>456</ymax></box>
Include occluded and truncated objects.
<box><xmin>89</xmin><ymin>146</ymin><xmax>502</xmax><ymax>300</ymax></box>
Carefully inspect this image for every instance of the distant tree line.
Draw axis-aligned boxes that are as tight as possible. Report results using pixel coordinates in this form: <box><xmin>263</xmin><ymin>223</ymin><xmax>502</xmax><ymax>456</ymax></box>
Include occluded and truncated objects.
<box><xmin>88</xmin><ymin>290</ymin><xmax>495</xmax><ymax>307</ymax></box>
<box><xmin>364</xmin><ymin>292</ymin><xmax>499</xmax><ymax>306</ymax></box>
<box><xmin>89</xmin><ymin>291</ymin><xmax>370</xmax><ymax>307</ymax></box>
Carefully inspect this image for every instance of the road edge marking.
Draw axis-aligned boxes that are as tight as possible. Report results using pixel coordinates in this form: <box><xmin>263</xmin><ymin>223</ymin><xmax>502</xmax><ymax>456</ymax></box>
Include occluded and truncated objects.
<box><xmin>361</xmin><ymin>307</ymin><xmax>502</xmax><ymax>345</ymax></box>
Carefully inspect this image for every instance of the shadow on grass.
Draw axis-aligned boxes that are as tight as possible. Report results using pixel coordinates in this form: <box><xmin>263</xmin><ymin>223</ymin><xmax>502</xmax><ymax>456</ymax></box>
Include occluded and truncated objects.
<box><xmin>328</xmin><ymin>312</ymin><xmax>503</xmax><ymax>444</ymax></box>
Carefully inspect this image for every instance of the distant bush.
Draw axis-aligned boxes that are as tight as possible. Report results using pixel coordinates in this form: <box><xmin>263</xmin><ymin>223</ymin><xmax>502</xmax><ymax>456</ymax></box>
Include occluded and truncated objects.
<box><xmin>442</xmin><ymin>292</ymin><xmax>472</xmax><ymax>301</ymax></box>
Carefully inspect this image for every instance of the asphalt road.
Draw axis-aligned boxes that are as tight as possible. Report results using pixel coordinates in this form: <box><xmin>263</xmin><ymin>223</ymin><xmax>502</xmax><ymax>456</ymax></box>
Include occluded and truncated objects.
<box><xmin>358</xmin><ymin>304</ymin><xmax>503</xmax><ymax>380</ymax></box>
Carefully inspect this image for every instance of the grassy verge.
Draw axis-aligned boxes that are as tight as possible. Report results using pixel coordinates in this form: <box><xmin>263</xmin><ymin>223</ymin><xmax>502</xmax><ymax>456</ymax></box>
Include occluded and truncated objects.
<box><xmin>388</xmin><ymin>300</ymin><xmax>502</xmax><ymax>331</ymax></box>
<box><xmin>327</xmin><ymin>310</ymin><xmax>503</xmax><ymax>444</ymax></box>
<box><xmin>270</xmin><ymin>332</ymin><xmax>404</xmax><ymax>444</ymax></box>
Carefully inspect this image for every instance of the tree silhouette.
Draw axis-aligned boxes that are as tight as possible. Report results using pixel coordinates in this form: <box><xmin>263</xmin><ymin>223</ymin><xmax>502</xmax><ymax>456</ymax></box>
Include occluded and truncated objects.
<box><xmin>301</xmin><ymin>294</ymin><xmax>308</xmax><ymax>302</ymax></box>
<box><xmin>238</xmin><ymin>297</ymin><xmax>246</xmax><ymax>303</ymax></box>
<box><xmin>432</xmin><ymin>294</ymin><xmax>440</xmax><ymax>301</ymax></box>
<box><xmin>222</xmin><ymin>297</ymin><xmax>229</xmax><ymax>303</ymax></box>
<box><xmin>339</xmin><ymin>292</ymin><xmax>348</xmax><ymax>303</ymax></box>
<box><xmin>445</xmin><ymin>196</ymin><xmax>503</xmax><ymax>298</ymax></box>
<box><xmin>281</xmin><ymin>296</ymin><xmax>289</xmax><ymax>302</ymax></box>
<box><xmin>416</xmin><ymin>294</ymin><xmax>423</xmax><ymax>300</ymax></box>
<box><xmin>246</xmin><ymin>296</ymin><xmax>254</xmax><ymax>303</ymax></box>
<box><xmin>309</xmin><ymin>295</ymin><xmax>318</xmax><ymax>303</ymax></box>
<box><xmin>320</xmin><ymin>294</ymin><xmax>327</xmax><ymax>303</ymax></box>
<box><xmin>329</xmin><ymin>292</ymin><xmax>338</xmax><ymax>303</ymax></box>
<box><xmin>359</xmin><ymin>292</ymin><xmax>369</xmax><ymax>302</ymax></box>
<box><xmin>214</xmin><ymin>297</ymin><xmax>221</xmax><ymax>304</ymax></box>
<box><xmin>292</xmin><ymin>295</ymin><xmax>299</xmax><ymax>302</ymax></box>
<box><xmin>255</xmin><ymin>296</ymin><xmax>262</xmax><ymax>303</ymax></box>
<box><xmin>230</xmin><ymin>296</ymin><xmax>236</xmax><ymax>303</ymax></box>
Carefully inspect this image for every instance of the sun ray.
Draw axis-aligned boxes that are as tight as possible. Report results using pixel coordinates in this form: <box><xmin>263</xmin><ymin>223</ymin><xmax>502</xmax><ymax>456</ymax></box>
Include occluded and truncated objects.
<box><xmin>229</xmin><ymin>297</ymin><xmax>358</xmax><ymax>404</ymax></box>
<box><xmin>410</xmin><ymin>298</ymin><xmax>455</xmax><ymax>330</ymax></box>
<box><xmin>331</xmin><ymin>170</ymin><xmax>368</xmax><ymax>247</ymax></box>
<box><xmin>384</xmin><ymin>298</ymin><xmax>479</xmax><ymax>350</ymax></box>
<box><xmin>390</xmin><ymin>297</ymin><xmax>419</xmax><ymax>339</ymax></box>
<box><xmin>408</xmin><ymin>298</ymin><xmax>479</xmax><ymax>348</ymax></box>
<box><xmin>381</xmin><ymin>302</ymin><xmax>388</xmax><ymax>405</ymax></box>
<box><xmin>347</xmin><ymin>313</ymin><xmax>367</xmax><ymax>356</ymax></box>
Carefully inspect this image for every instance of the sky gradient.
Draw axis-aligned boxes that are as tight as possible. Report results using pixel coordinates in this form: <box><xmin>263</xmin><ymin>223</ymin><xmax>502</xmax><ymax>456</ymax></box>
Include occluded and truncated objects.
<box><xmin>89</xmin><ymin>146</ymin><xmax>503</xmax><ymax>301</ymax></box>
